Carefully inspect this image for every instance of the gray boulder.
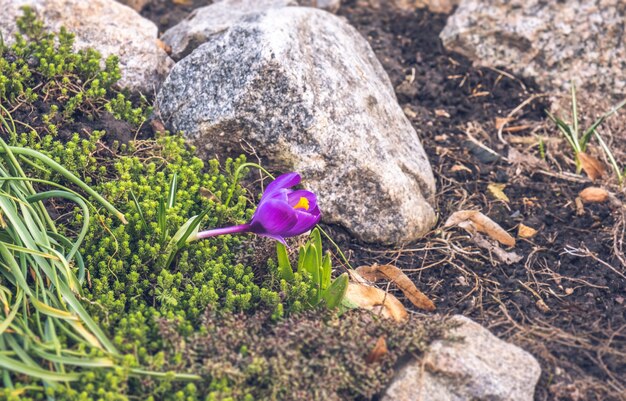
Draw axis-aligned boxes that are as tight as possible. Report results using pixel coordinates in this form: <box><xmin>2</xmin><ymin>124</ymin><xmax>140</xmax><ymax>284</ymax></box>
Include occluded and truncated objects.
<box><xmin>156</xmin><ymin>7</ymin><xmax>437</xmax><ymax>245</ymax></box>
<box><xmin>382</xmin><ymin>315</ymin><xmax>541</xmax><ymax>401</ymax></box>
<box><xmin>440</xmin><ymin>0</ymin><xmax>626</xmax><ymax>95</ymax></box>
<box><xmin>161</xmin><ymin>0</ymin><xmax>299</xmax><ymax>61</ymax></box>
<box><xmin>0</xmin><ymin>0</ymin><xmax>173</xmax><ymax>94</ymax></box>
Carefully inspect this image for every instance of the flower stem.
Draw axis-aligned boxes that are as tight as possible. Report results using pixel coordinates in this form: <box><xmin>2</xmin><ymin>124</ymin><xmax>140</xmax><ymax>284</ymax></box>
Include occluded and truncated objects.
<box><xmin>195</xmin><ymin>224</ymin><xmax>251</xmax><ymax>240</ymax></box>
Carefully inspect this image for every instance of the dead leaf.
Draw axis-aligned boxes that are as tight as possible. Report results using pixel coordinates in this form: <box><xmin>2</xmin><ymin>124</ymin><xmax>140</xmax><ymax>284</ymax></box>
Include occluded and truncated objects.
<box><xmin>472</xmin><ymin>233</ymin><xmax>522</xmax><ymax>264</ymax></box>
<box><xmin>488</xmin><ymin>183</ymin><xmax>510</xmax><ymax>203</ymax></box>
<box><xmin>495</xmin><ymin>117</ymin><xmax>513</xmax><ymax>130</ymax></box>
<box><xmin>578</xmin><ymin>152</ymin><xmax>605</xmax><ymax>181</ymax></box>
<box><xmin>355</xmin><ymin>264</ymin><xmax>435</xmax><ymax>311</ymax></box>
<box><xmin>507</xmin><ymin>147</ymin><xmax>548</xmax><ymax>170</ymax></box>
<box><xmin>518</xmin><ymin>223</ymin><xmax>538</xmax><ymax>239</ymax></box>
<box><xmin>579</xmin><ymin>187</ymin><xmax>609</xmax><ymax>203</ymax></box>
<box><xmin>365</xmin><ymin>336</ymin><xmax>388</xmax><ymax>364</ymax></box>
<box><xmin>575</xmin><ymin>197</ymin><xmax>585</xmax><ymax>215</ymax></box>
<box><xmin>435</xmin><ymin>109</ymin><xmax>450</xmax><ymax>118</ymax></box>
<box><xmin>344</xmin><ymin>283</ymin><xmax>408</xmax><ymax>322</ymax></box>
<box><xmin>450</xmin><ymin>164</ymin><xmax>472</xmax><ymax>174</ymax></box>
<box><xmin>444</xmin><ymin>210</ymin><xmax>516</xmax><ymax>247</ymax></box>
<box><xmin>156</xmin><ymin>39</ymin><xmax>172</xmax><ymax>55</ymax></box>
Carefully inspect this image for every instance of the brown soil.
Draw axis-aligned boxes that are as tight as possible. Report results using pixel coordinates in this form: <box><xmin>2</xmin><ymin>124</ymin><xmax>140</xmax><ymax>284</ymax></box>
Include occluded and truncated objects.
<box><xmin>334</xmin><ymin>2</ymin><xmax>626</xmax><ymax>401</ymax></box>
<box><xmin>121</xmin><ymin>1</ymin><xmax>626</xmax><ymax>399</ymax></box>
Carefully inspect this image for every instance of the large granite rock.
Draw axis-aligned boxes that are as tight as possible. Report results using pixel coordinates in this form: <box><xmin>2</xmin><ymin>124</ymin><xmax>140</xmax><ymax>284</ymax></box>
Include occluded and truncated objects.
<box><xmin>382</xmin><ymin>315</ymin><xmax>541</xmax><ymax>401</ymax></box>
<box><xmin>0</xmin><ymin>0</ymin><xmax>173</xmax><ymax>93</ymax></box>
<box><xmin>161</xmin><ymin>0</ymin><xmax>298</xmax><ymax>61</ymax></box>
<box><xmin>440</xmin><ymin>0</ymin><xmax>626</xmax><ymax>95</ymax></box>
<box><xmin>156</xmin><ymin>7</ymin><xmax>437</xmax><ymax>245</ymax></box>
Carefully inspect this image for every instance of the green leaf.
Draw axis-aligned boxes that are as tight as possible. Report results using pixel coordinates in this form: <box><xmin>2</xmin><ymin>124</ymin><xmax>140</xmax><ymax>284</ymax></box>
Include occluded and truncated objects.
<box><xmin>321</xmin><ymin>252</ymin><xmax>331</xmax><ymax>290</ymax></box>
<box><xmin>0</xmin><ymin>354</ymin><xmax>80</xmax><ymax>382</ymax></box>
<box><xmin>311</xmin><ymin>227</ymin><xmax>322</xmax><ymax>268</ymax></box>
<box><xmin>304</xmin><ymin>244</ymin><xmax>320</xmax><ymax>302</ymax></box>
<box><xmin>321</xmin><ymin>273</ymin><xmax>348</xmax><ymax>309</ymax></box>
<box><xmin>276</xmin><ymin>242</ymin><xmax>294</xmax><ymax>282</ymax></box>
<box><xmin>167</xmin><ymin>172</ymin><xmax>178</xmax><ymax>209</ymax></box>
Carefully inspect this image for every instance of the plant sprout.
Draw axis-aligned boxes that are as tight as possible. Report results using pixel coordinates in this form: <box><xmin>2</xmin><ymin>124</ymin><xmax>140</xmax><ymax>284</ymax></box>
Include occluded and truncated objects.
<box><xmin>546</xmin><ymin>84</ymin><xmax>626</xmax><ymax>183</ymax></box>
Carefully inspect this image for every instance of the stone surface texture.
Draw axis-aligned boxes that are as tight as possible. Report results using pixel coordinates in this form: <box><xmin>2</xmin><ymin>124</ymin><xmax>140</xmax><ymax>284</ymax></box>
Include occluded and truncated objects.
<box><xmin>440</xmin><ymin>0</ymin><xmax>626</xmax><ymax>95</ymax></box>
<box><xmin>156</xmin><ymin>7</ymin><xmax>436</xmax><ymax>245</ymax></box>
<box><xmin>0</xmin><ymin>0</ymin><xmax>173</xmax><ymax>93</ymax></box>
<box><xmin>299</xmin><ymin>0</ymin><xmax>342</xmax><ymax>12</ymax></box>
<box><xmin>161</xmin><ymin>0</ymin><xmax>347</xmax><ymax>61</ymax></box>
<box><xmin>382</xmin><ymin>315</ymin><xmax>541</xmax><ymax>401</ymax></box>
<box><xmin>394</xmin><ymin>0</ymin><xmax>459</xmax><ymax>13</ymax></box>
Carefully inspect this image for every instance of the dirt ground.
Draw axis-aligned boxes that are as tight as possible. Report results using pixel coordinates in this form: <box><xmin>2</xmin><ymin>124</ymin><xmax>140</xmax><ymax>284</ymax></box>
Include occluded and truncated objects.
<box><xmin>143</xmin><ymin>1</ymin><xmax>625</xmax><ymax>400</ymax></box>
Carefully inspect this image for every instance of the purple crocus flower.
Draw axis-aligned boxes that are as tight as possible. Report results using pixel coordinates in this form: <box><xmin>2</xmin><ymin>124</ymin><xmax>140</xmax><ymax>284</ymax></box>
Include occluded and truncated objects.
<box><xmin>194</xmin><ymin>172</ymin><xmax>321</xmax><ymax>244</ymax></box>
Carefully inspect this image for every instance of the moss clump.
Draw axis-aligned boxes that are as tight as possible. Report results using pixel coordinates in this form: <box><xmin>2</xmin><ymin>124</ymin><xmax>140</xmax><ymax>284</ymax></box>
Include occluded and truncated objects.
<box><xmin>0</xmin><ymin>7</ymin><xmax>150</xmax><ymax>136</ymax></box>
<box><xmin>156</xmin><ymin>309</ymin><xmax>449</xmax><ymax>401</ymax></box>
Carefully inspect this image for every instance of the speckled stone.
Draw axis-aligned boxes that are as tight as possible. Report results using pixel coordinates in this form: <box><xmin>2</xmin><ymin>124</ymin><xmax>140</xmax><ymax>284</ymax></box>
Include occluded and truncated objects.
<box><xmin>156</xmin><ymin>7</ymin><xmax>436</xmax><ymax>245</ymax></box>
<box><xmin>382</xmin><ymin>315</ymin><xmax>541</xmax><ymax>401</ymax></box>
<box><xmin>440</xmin><ymin>0</ymin><xmax>626</xmax><ymax>95</ymax></box>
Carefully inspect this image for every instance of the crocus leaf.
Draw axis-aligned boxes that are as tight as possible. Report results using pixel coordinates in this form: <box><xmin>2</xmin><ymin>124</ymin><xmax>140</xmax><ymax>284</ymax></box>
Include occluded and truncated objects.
<box><xmin>321</xmin><ymin>252</ymin><xmax>332</xmax><ymax>290</ymax></box>
<box><xmin>304</xmin><ymin>244</ymin><xmax>320</xmax><ymax>301</ymax></box>
<box><xmin>276</xmin><ymin>242</ymin><xmax>294</xmax><ymax>282</ymax></box>
<box><xmin>297</xmin><ymin>245</ymin><xmax>306</xmax><ymax>274</ymax></box>
<box><xmin>311</xmin><ymin>227</ymin><xmax>322</xmax><ymax>268</ymax></box>
<box><xmin>321</xmin><ymin>273</ymin><xmax>348</xmax><ymax>309</ymax></box>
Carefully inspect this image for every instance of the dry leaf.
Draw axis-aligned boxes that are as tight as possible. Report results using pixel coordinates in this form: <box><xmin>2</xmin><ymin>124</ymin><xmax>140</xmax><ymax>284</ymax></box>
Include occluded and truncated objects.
<box><xmin>450</xmin><ymin>164</ymin><xmax>472</xmax><ymax>174</ymax></box>
<box><xmin>488</xmin><ymin>183</ymin><xmax>510</xmax><ymax>203</ymax></box>
<box><xmin>578</xmin><ymin>152</ymin><xmax>605</xmax><ymax>181</ymax></box>
<box><xmin>156</xmin><ymin>39</ymin><xmax>172</xmax><ymax>55</ymax></box>
<box><xmin>472</xmin><ymin>233</ymin><xmax>523</xmax><ymax>264</ymax></box>
<box><xmin>435</xmin><ymin>109</ymin><xmax>450</xmax><ymax>118</ymax></box>
<box><xmin>345</xmin><ymin>283</ymin><xmax>408</xmax><ymax>322</ymax></box>
<box><xmin>444</xmin><ymin>210</ymin><xmax>516</xmax><ymax>247</ymax></box>
<box><xmin>579</xmin><ymin>187</ymin><xmax>609</xmax><ymax>203</ymax></box>
<box><xmin>518</xmin><ymin>223</ymin><xmax>538</xmax><ymax>239</ymax></box>
<box><xmin>356</xmin><ymin>264</ymin><xmax>435</xmax><ymax>311</ymax></box>
<box><xmin>365</xmin><ymin>336</ymin><xmax>388</xmax><ymax>364</ymax></box>
<box><xmin>507</xmin><ymin>147</ymin><xmax>548</xmax><ymax>170</ymax></box>
<box><xmin>495</xmin><ymin>117</ymin><xmax>513</xmax><ymax>130</ymax></box>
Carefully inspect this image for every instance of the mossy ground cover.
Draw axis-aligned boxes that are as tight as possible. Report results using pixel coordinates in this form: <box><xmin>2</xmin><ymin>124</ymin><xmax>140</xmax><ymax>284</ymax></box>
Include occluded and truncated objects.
<box><xmin>0</xmin><ymin>9</ymin><xmax>445</xmax><ymax>401</ymax></box>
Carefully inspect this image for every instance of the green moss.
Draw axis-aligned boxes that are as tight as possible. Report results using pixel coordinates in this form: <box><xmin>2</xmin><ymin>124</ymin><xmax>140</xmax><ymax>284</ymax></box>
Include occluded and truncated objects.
<box><xmin>0</xmin><ymin>7</ymin><xmax>150</xmax><ymax>136</ymax></box>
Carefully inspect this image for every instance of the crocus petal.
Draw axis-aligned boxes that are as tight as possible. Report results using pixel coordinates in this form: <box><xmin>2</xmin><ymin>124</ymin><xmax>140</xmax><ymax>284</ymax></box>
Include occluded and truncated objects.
<box><xmin>283</xmin><ymin>206</ymin><xmax>321</xmax><ymax>236</ymax></box>
<box><xmin>287</xmin><ymin>190</ymin><xmax>317</xmax><ymax>211</ymax></box>
<box><xmin>249</xmin><ymin>198</ymin><xmax>298</xmax><ymax>235</ymax></box>
<box><xmin>261</xmin><ymin>172</ymin><xmax>301</xmax><ymax>201</ymax></box>
<box><xmin>258</xmin><ymin>233</ymin><xmax>288</xmax><ymax>245</ymax></box>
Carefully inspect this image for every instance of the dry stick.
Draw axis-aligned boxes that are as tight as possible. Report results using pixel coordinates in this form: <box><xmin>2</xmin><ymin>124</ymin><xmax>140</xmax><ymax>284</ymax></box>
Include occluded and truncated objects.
<box><xmin>497</xmin><ymin>94</ymin><xmax>551</xmax><ymax>145</ymax></box>
<box><xmin>562</xmin><ymin>245</ymin><xmax>626</xmax><ymax>280</ymax></box>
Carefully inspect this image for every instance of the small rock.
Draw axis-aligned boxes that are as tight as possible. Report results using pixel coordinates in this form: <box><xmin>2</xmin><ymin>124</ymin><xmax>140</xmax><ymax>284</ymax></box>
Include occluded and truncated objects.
<box><xmin>156</xmin><ymin>7</ymin><xmax>436</xmax><ymax>245</ymax></box>
<box><xmin>0</xmin><ymin>0</ymin><xmax>173</xmax><ymax>94</ymax></box>
<box><xmin>440</xmin><ymin>0</ymin><xmax>626</xmax><ymax>95</ymax></box>
<box><xmin>161</xmin><ymin>0</ymin><xmax>299</xmax><ymax>60</ymax></box>
<box><xmin>382</xmin><ymin>315</ymin><xmax>541</xmax><ymax>401</ymax></box>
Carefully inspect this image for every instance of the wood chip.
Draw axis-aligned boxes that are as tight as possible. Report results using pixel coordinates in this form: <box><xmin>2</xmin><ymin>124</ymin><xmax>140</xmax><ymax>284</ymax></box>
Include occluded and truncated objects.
<box><xmin>435</xmin><ymin>109</ymin><xmax>450</xmax><ymax>118</ymax></box>
<box><xmin>355</xmin><ymin>264</ymin><xmax>435</xmax><ymax>311</ymax></box>
<box><xmin>518</xmin><ymin>223</ymin><xmax>538</xmax><ymax>239</ymax></box>
<box><xmin>579</xmin><ymin>187</ymin><xmax>609</xmax><ymax>203</ymax></box>
<box><xmin>444</xmin><ymin>210</ymin><xmax>516</xmax><ymax>247</ymax></box>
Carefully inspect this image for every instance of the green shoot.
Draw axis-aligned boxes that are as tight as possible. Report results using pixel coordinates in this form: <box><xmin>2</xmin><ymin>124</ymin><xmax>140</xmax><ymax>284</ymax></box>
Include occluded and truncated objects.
<box><xmin>546</xmin><ymin>83</ymin><xmax>625</xmax><ymax>183</ymax></box>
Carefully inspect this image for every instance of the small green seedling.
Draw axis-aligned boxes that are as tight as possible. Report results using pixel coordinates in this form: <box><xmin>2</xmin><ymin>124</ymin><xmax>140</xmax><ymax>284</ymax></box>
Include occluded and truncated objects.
<box><xmin>277</xmin><ymin>228</ymin><xmax>348</xmax><ymax>309</ymax></box>
<box><xmin>546</xmin><ymin>83</ymin><xmax>626</xmax><ymax>183</ymax></box>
